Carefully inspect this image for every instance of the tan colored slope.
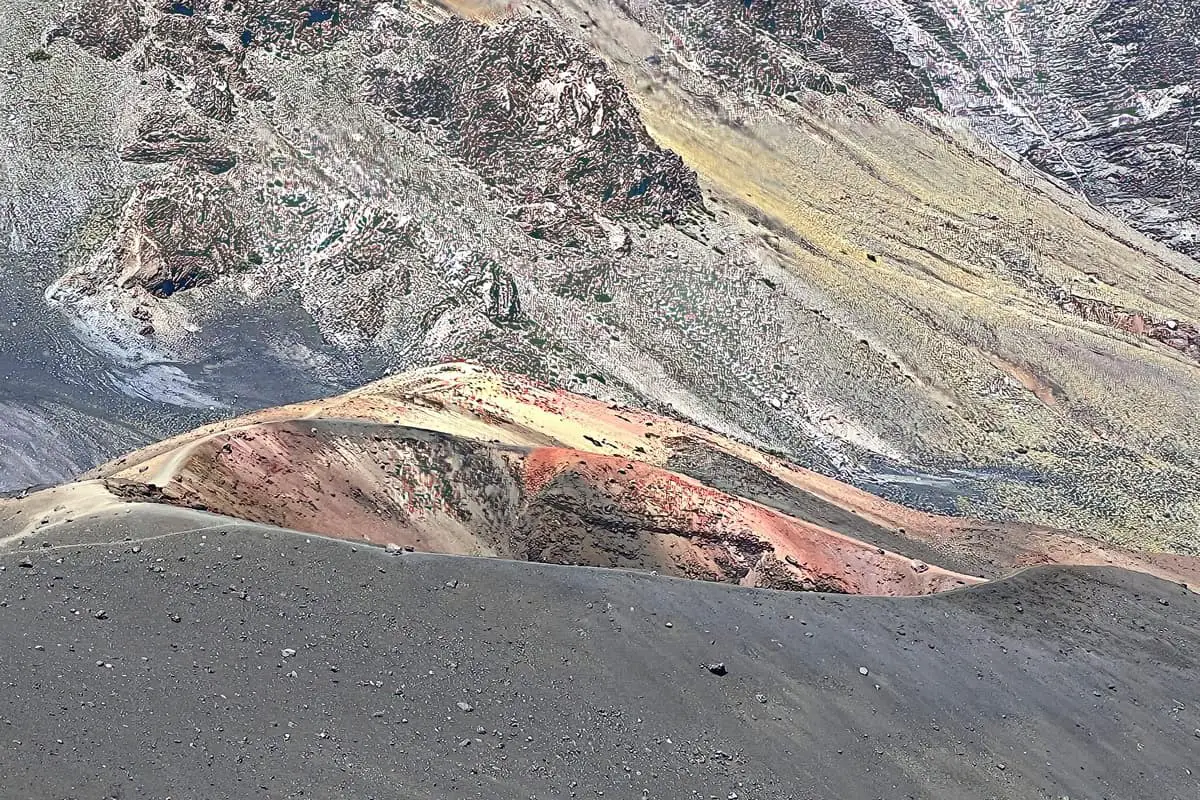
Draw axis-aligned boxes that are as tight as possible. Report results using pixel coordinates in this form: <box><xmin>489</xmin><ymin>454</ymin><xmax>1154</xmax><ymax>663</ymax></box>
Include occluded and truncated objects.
<box><xmin>420</xmin><ymin>0</ymin><xmax>1200</xmax><ymax>553</ymax></box>
<box><xmin>66</xmin><ymin>362</ymin><xmax>1198</xmax><ymax>589</ymax></box>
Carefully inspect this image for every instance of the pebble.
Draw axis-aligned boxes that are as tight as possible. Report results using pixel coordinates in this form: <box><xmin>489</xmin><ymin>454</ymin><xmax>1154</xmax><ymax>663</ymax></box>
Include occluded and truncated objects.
<box><xmin>456</xmin><ymin>701</ymin><xmax>474</xmax><ymax>713</ymax></box>
<box><xmin>281</xmin><ymin>648</ymin><xmax>297</xmax><ymax>658</ymax></box>
<box><xmin>93</xmin><ymin>610</ymin><xmax>108</xmax><ymax>620</ymax></box>
<box><xmin>706</xmin><ymin>663</ymin><xmax>727</xmax><ymax>676</ymax></box>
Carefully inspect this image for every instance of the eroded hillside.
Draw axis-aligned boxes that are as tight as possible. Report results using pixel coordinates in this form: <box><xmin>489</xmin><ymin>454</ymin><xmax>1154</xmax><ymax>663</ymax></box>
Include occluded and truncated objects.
<box><xmin>1</xmin><ymin>0</ymin><xmax>1198</xmax><ymax>553</ymax></box>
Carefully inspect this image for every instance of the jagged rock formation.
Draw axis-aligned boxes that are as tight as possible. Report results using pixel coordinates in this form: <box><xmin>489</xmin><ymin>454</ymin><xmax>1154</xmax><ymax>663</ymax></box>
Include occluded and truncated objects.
<box><xmin>63</xmin><ymin>167</ymin><xmax>250</xmax><ymax>299</ymax></box>
<box><xmin>899</xmin><ymin>0</ymin><xmax>1200</xmax><ymax>258</ymax></box>
<box><xmin>119</xmin><ymin>111</ymin><xmax>237</xmax><ymax>174</ymax></box>
<box><xmin>654</xmin><ymin>0</ymin><xmax>938</xmax><ymax>108</ymax></box>
<box><xmin>48</xmin><ymin>0</ymin><xmax>147</xmax><ymax>61</ymax></box>
<box><xmin>365</xmin><ymin>15</ymin><xmax>704</xmax><ymax>237</ymax></box>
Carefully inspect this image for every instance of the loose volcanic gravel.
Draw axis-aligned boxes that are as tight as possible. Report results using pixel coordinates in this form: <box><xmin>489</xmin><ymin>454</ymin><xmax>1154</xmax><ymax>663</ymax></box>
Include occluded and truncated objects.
<box><xmin>0</xmin><ymin>507</ymin><xmax>1197</xmax><ymax>799</ymax></box>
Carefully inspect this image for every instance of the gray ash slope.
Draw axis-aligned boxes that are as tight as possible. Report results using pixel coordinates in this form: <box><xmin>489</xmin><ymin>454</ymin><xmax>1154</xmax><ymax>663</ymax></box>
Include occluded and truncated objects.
<box><xmin>0</xmin><ymin>252</ymin><xmax>346</xmax><ymax>491</ymax></box>
<box><xmin>1</xmin><ymin>505</ymin><xmax>1198</xmax><ymax>799</ymax></box>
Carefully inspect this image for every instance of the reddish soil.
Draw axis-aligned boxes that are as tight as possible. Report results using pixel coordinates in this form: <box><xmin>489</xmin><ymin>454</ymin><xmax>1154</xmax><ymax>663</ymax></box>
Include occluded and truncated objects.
<box><xmin>84</xmin><ymin>362</ymin><xmax>1198</xmax><ymax>592</ymax></box>
<box><xmin>104</xmin><ymin>420</ymin><xmax>977</xmax><ymax>595</ymax></box>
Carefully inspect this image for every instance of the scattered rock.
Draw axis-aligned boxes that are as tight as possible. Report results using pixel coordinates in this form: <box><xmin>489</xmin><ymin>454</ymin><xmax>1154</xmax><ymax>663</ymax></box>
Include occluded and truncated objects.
<box><xmin>706</xmin><ymin>662</ymin><xmax>728</xmax><ymax>676</ymax></box>
<box><xmin>456</xmin><ymin>701</ymin><xmax>474</xmax><ymax>713</ymax></box>
<box><xmin>281</xmin><ymin>648</ymin><xmax>297</xmax><ymax>658</ymax></box>
<box><xmin>858</xmin><ymin>666</ymin><xmax>869</xmax><ymax>676</ymax></box>
<box><xmin>93</xmin><ymin>610</ymin><xmax>109</xmax><ymax>620</ymax></box>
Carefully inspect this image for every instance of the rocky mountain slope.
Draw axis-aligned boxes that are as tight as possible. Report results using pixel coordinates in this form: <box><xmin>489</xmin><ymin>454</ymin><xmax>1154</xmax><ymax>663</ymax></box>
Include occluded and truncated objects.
<box><xmin>632</xmin><ymin>0</ymin><xmax>1200</xmax><ymax>257</ymax></box>
<box><xmin>2</xmin><ymin>0</ymin><xmax>1200</xmax><ymax>555</ymax></box>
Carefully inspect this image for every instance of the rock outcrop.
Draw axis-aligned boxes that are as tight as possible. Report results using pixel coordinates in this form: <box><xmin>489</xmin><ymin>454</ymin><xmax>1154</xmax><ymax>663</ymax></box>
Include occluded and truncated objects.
<box><xmin>119</xmin><ymin>111</ymin><xmax>237</xmax><ymax>174</ymax></box>
<box><xmin>78</xmin><ymin>169</ymin><xmax>250</xmax><ymax>298</ymax></box>
<box><xmin>365</xmin><ymin>16</ymin><xmax>705</xmax><ymax>237</ymax></box>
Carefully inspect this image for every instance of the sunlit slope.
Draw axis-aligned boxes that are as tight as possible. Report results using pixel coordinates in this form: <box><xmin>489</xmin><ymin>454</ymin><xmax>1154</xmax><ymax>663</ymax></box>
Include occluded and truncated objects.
<box><xmin>43</xmin><ymin>362</ymin><xmax>1193</xmax><ymax>590</ymax></box>
<box><xmin>473</xmin><ymin>0</ymin><xmax>1200</xmax><ymax>551</ymax></box>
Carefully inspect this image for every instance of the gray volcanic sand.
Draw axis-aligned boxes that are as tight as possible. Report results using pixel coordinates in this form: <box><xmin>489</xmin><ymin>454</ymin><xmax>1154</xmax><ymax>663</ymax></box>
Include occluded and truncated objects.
<box><xmin>0</xmin><ymin>254</ymin><xmax>344</xmax><ymax>492</ymax></box>
<box><xmin>0</xmin><ymin>505</ymin><xmax>1197</xmax><ymax>799</ymax></box>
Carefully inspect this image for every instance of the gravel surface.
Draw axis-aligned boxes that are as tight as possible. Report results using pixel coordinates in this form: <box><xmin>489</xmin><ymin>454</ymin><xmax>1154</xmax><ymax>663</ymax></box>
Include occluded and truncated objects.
<box><xmin>0</xmin><ymin>506</ymin><xmax>1196</xmax><ymax>799</ymax></box>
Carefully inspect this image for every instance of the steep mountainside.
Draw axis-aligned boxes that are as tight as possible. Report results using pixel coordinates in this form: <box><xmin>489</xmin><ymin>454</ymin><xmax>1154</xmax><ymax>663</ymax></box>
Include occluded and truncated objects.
<box><xmin>2</xmin><ymin>0</ymin><xmax>1199</xmax><ymax>554</ymax></box>
<box><xmin>631</xmin><ymin>0</ymin><xmax>1200</xmax><ymax>257</ymax></box>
